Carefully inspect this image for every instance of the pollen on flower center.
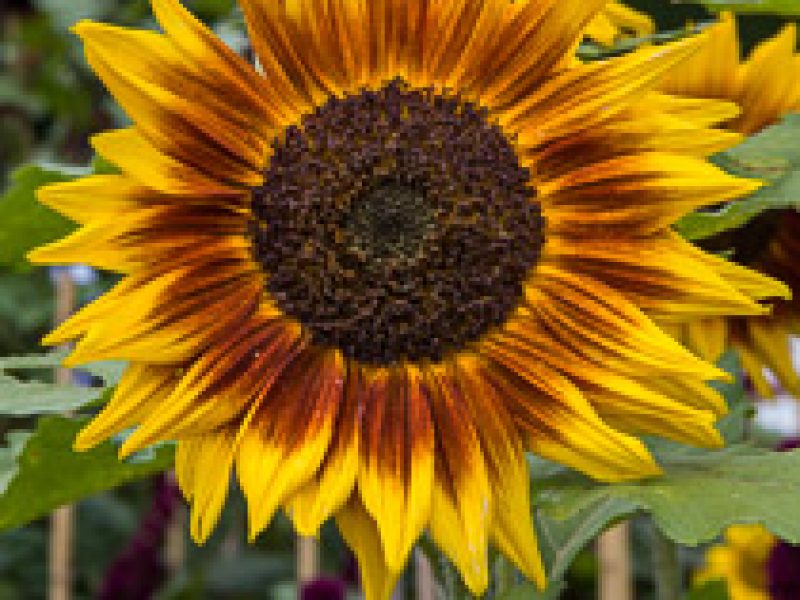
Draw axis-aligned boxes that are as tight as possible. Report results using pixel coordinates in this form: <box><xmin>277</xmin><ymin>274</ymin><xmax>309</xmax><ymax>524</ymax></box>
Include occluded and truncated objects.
<box><xmin>249</xmin><ymin>79</ymin><xmax>545</xmax><ymax>365</ymax></box>
<box><xmin>345</xmin><ymin>182</ymin><xmax>436</xmax><ymax>263</ymax></box>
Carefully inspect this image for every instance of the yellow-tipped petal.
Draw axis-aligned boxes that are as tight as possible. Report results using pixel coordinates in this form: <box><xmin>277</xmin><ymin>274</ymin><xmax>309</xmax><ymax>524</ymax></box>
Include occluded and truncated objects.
<box><xmin>336</xmin><ymin>496</ymin><xmax>400</xmax><ymax>600</ymax></box>
<box><xmin>176</xmin><ymin>430</ymin><xmax>236</xmax><ymax>543</ymax></box>
<box><xmin>357</xmin><ymin>366</ymin><xmax>434</xmax><ymax>573</ymax></box>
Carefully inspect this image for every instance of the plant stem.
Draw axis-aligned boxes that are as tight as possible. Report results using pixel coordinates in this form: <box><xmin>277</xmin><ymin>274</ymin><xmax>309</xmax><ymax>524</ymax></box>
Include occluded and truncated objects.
<box><xmin>651</xmin><ymin>524</ymin><xmax>681</xmax><ymax>600</ymax></box>
<box><xmin>494</xmin><ymin>554</ymin><xmax>517</xmax><ymax>597</ymax></box>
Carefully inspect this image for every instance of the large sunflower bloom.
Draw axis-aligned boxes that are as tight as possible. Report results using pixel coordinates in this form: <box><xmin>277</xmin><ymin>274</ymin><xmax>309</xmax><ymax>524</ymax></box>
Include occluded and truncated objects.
<box><xmin>660</xmin><ymin>14</ymin><xmax>800</xmax><ymax>398</ymax></box>
<box><xmin>29</xmin><ymin>1</ymin><xmax>788</xmax><ymax>597</ymax></box>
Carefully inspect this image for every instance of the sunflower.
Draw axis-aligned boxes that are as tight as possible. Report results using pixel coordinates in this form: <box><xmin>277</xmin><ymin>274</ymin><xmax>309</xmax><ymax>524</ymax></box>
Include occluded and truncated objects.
<box><xmin>28</xmin><ymin>1</ymin><xmax>788</xmax><ymax>597</ymax></box>
<box><xmin>697</xmin><ymin>524</ymin><xmax>800</xmax><ymax>600</ymax></box>
<box><xmin>585</xmin><ymin>0</ymin><xmax>654</xmax><ymax>46</ymax></box>
<box><xmin>659</xmin><ymin>14</ymin><xmax>800</xmax><ymax>398</ymax></box>
<box><xmin>695</xmin><ymin>524</ymin><xmax>776</xmax><ymax>600</ymax></box>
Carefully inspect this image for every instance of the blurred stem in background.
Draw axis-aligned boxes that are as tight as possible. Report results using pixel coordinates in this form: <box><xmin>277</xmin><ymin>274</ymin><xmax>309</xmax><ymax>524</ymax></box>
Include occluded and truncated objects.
<box><xmin>651</xmin><ymin>522</ymin><xmax>681</xmax><ymax>600</ymax></box>
<box><xmin>597</xmin><ymin>522</ymin><xmax>632</xmax><ymax>600</ymax></box>
<box><xmin>49</xmin><ymin>269</ymin><xmax>75</xmax><ymax>600</ymax></box>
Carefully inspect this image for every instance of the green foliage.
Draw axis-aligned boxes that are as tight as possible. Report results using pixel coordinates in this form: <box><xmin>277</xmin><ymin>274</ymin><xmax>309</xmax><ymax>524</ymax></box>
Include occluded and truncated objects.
<box><xmin>691</xmin><ymin>0</ymin><xmax>800</xmax><ymax>15</ymax></box>
<box><xmin>0</xmin><ymin>165</ymin><xmax>76</xmax><ymax>272</ymax></box>
<box><xmin>676</xmin><ymin>114</ymin><xmax>800</xmax><ymax>240</ymax></box>
<box><xmin>0</xmin><ymin>352</ymin><xmax>108</xmax><ymax>415</ymax></box>
<box><xmin>535</xmin><ymin>445</ymin><xmax>800</xmax><ymax>550</ymax></box>
<box><xmin>535</xmin><ymin>497</ymin><xmax>635</xmax><ymax>582</ymax></box>
<box><xmin>495</xmin><ymin>582</ymin><xmax>564</xmax><ymax>600</ymax></box>
<box><xmin>0</xmin><ymin>416</ymin><xmax>173</xmax><ymax>531</ymax></box>
<box><xmin>0</xmin><ymin>432</ymin><xmax>34</xmax><ymax>496</ymax></box>
<box><xmin>685</xmin><ymin>579</ymin><xmax>730</xmax><ymax>600</ymax></box>
<box><xmin>0</xmin><ymin>269</ymin><xmax>55</xmax><ymax>355</ymax></box>
<box><xmin>577</xmin><ymin>26</ymin><xmax>703</xmax><ymax>61</ymax></box>
<box><xmin>0</xmin><ymin>375</ymin><xmax>103</xmax><ymax>416</ymax></box>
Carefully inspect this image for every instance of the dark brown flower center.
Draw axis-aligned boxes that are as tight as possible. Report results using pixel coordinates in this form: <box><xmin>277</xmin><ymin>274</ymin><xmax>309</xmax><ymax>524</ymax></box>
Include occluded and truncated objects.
<box><xmin>249</xmin><ymin>79</ymin><xmax>544</xmax><ymax>365</ymax></box>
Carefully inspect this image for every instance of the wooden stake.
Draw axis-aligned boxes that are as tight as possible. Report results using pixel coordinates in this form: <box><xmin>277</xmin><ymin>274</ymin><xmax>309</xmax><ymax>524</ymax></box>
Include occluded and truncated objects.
<box><xmin>415</xmin><ymin>548</ymin><xmax>436</xmax><ymax>600</ymax></box>
<box><xmin>49</xmin><ymin>270</ymin><xmax>76</xmax><ymax>600</ymax></box>
<box><xmin>297</xmin><ymin>535</ymin><xmax>319</xmax><ymax>585</ymax></box>
<box><xmin>597</xmin><ymin>521</ymin><xmax>633</xmax><ymax>600</ymax></box>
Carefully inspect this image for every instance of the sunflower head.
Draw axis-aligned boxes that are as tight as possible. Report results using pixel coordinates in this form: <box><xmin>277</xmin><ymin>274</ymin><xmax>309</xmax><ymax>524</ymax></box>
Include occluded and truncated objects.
<box><xmin>27</xmin><ymin>1</ymin><xmax>790</xmax><ymax>597</ymax></box>
<box><xmin>660</xmin><ymin>15</ymin><xmax>800</xmax><ymax>398</ymax></box>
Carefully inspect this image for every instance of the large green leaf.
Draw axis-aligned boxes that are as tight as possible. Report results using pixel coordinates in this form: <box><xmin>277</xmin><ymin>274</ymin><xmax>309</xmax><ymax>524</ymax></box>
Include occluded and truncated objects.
<box><xmin>0</xmin><ymin>165</ymin><xmax>76</xmax><ymax>272</ymax></box>
<box><xmin>691</xmin><ymin>0</ymin><xmax>800</xmax><ymax>15</ymax></box>
<box><xmin>675</xmin><ymin>114</ymin><xmax>800</xmax><ymax>240</ymax></box>
<box><xmin>535</xmin><ymin>497</ymin><xmax>636</xmax><ymax>582</ymax></box>
<box><xmin>0</xmin><ymin>432</ymin><xmax>34</xmax><ymax>496</ymax></box>
<box><xmin>0</xmin><ymin>352</ymin><xmax>66</xmax><ymax>371</ymax></box>
<box><xmin>0</xmin><ymin>352</ymin><xmax>105</xmax><ymax>415</ymax></box>
<box><xmin>0</xmin><ymin>416</ymin><xmax>173</xmax><ymax>531</ymax></box>
<box><xmin>0</xmin><ymin>377</ymin><xmax>104</xmax><ymax>416</ymax></box>
<box><xmin>535</xmin><ymin>445</ymin><xmax>800</xmax><ymax>547</ymax></box>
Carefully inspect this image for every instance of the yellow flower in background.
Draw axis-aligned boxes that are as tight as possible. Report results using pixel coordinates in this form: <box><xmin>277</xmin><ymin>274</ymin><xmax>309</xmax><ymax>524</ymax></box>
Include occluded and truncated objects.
<box><xmin>586</xmin><ymin>0</ymin><xmax>654</xmax><ymax>46</ymax></box>
<box><xmin>695</xmin><ymin>524</ymin><xmax>776</xmax><ymax>600</ymax></box>
<box><xmin>27</xmin><ymin>1</ymin><xmax>789</xmax><ymax>597</ymax></box>
<box><xmin>660</xmin><ymin>14</ymin><xmax>800</xmax><ymax>398</ymax></box>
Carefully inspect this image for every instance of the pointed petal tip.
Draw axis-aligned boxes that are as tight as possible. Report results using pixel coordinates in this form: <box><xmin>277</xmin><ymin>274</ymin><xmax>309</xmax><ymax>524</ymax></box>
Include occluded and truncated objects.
<box><xmin>290</xmin><ymin>513</ymin><xmax>321</xmax><ymax>538</ymax></box>
<box><xmin>117</xmin><ymin>430</ymin><xmax>152</xmax><ymax>459</ymax></box>
<box><xmin>40</xmin><ymin>330</ymin><xmax>68</xmax><ymax>347</ymax></box>
<box><xmin>72</xmin><ymin>438</ymin><xmax>93</xmax><ymax>453</ymax></box>
<box><xmin>25</xmin><ymin>246</ymin><xmax>50</xmax><ymax>266</ymax></box>
<box><xmin>73</xmin><ymin>424</ymin><xmax>103</xmax><ymax>452</ymax></box>
<box><xmin>70</xmin><ymin>19</ymin><xmax>102</xmax><ymax>37</ymax></box>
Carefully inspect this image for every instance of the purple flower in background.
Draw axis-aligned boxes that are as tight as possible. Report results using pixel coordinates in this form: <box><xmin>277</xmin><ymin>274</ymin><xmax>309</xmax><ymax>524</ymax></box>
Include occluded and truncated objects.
<box><xmin>776</xmin><ymin>438</ymin><xmax>800</xmax><ymax>452</ymax></box>
<box><xmin>767</xmin><ymin>541</ymin><xmax>800</xmax><ymax>600</ymax></box>
<box><xmin>301</xmin><ymin>577</ymin><xmax>346</xmax><ymax>600</ymax></box>
<box><xmin>98</xmin><ymin>474</ymin><xmax>180</xmax><ymax>600</ymax></box>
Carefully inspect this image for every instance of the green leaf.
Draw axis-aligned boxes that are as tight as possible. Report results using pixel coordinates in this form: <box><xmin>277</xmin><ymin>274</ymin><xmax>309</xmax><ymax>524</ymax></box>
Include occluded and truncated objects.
<box><xmin>576</xmin><ymin>25</ymin><xmax>705</xmax><ymax>60</ymax></box>
<box><xmin>0</xmin><ymin>377</ymin><xmax>104</xmax><ymax>416</ymax></box>
<box><xmin>0</xmin><ymin>352</ymin><xmax>105</xmax><ymax>415</ymax></box>
<box><xmin>535</xmin><ymin>497</ymin><xmax>636</xmax><ymax>582</ymax></box>
<box><xmin>0</xmin><ymin>416</ymin><xmax>173</xmax><ymax>531</ymax></box>
<box><xmin>495</xmin><ymin>582</ymin><xmax>565</xmax><ymax>600</ymax></box>
<box><xmin>80</xmin><ymin>360</ymin><xmax>126</xmax><ymax>387</ymax></box>
<box><xmin>691</xmin><ymin>0</ymin><xmax>800</xmax><ymax>16</ymax></box>
<box><xmin>0</xmin><ymin>165</ymin><xmax>76</xmax><ymax>271</ymax></box>
<box><xmin>89</xmin><ymin>154</ymin><xmax>120</xmax><ymax>176</ymax></box>
<box><xmin>535</xmin><ymin>445</ymin><xmax>800</xmax><ymax>548</ymax></box>
<box><xmin>685</xmin><ymin>579</ymin><xmax>730</xmax><ymax>600</ymax></box>
<box><xmin>0</xmin><ymin>432</ymin><xmax>34</xmax><ymax>496</ymax></box>
<box><xmin>0</xmin><ymin>351</ymin><xmax>66</xmax><ymax>371</ymax></box>
<box><xmin>675</xmin><ymin>114</ymin><xmax>800</xmax><ymax>240</ymax></box>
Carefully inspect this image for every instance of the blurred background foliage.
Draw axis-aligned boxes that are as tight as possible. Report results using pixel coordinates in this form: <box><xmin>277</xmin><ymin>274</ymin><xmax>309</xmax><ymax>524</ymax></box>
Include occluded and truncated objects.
<box><xmin>0</xmin><ymin>0</ymin><xmax>798</xmax><ymax>598</ymax></box>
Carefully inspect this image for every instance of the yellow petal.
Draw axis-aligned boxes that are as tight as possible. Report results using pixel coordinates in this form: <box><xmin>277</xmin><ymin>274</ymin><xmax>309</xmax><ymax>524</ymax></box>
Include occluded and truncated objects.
<box><xmin>424</xmin><ymin>365</ymin><xmax>491</xmax><ymax>595</ymax></box>
<box><xmin>357</xmin><ymin>365</ymin><xmax>434</xmax><ymax>573</ymax></box>
<box><xmin>454</xmin><ymin>355</ymin><xmax>547</xmax><ymax>589</ymax></box>
<box><xmin>336</xmin><ymin>496</ymin><xmax>400</xmax><ymax>600</ymax></box>
<box><xmin>287</xmin><ymin>360</ymin><xmax>360</xmax><ymax>536</ymax></box>
<box><xmin>74</xmin><ymin>363</ymin><xmax>177</xmax><ymax>451</ymax></box>
<box><xmin>236</xmin><ymin>350</ymin><xmax>343</xmax><ymax>539</ymax></box>
<box><xmin>176</xmin><ymin>430</ymin><xmax>236</xmax><ymax>543</ymax></box>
